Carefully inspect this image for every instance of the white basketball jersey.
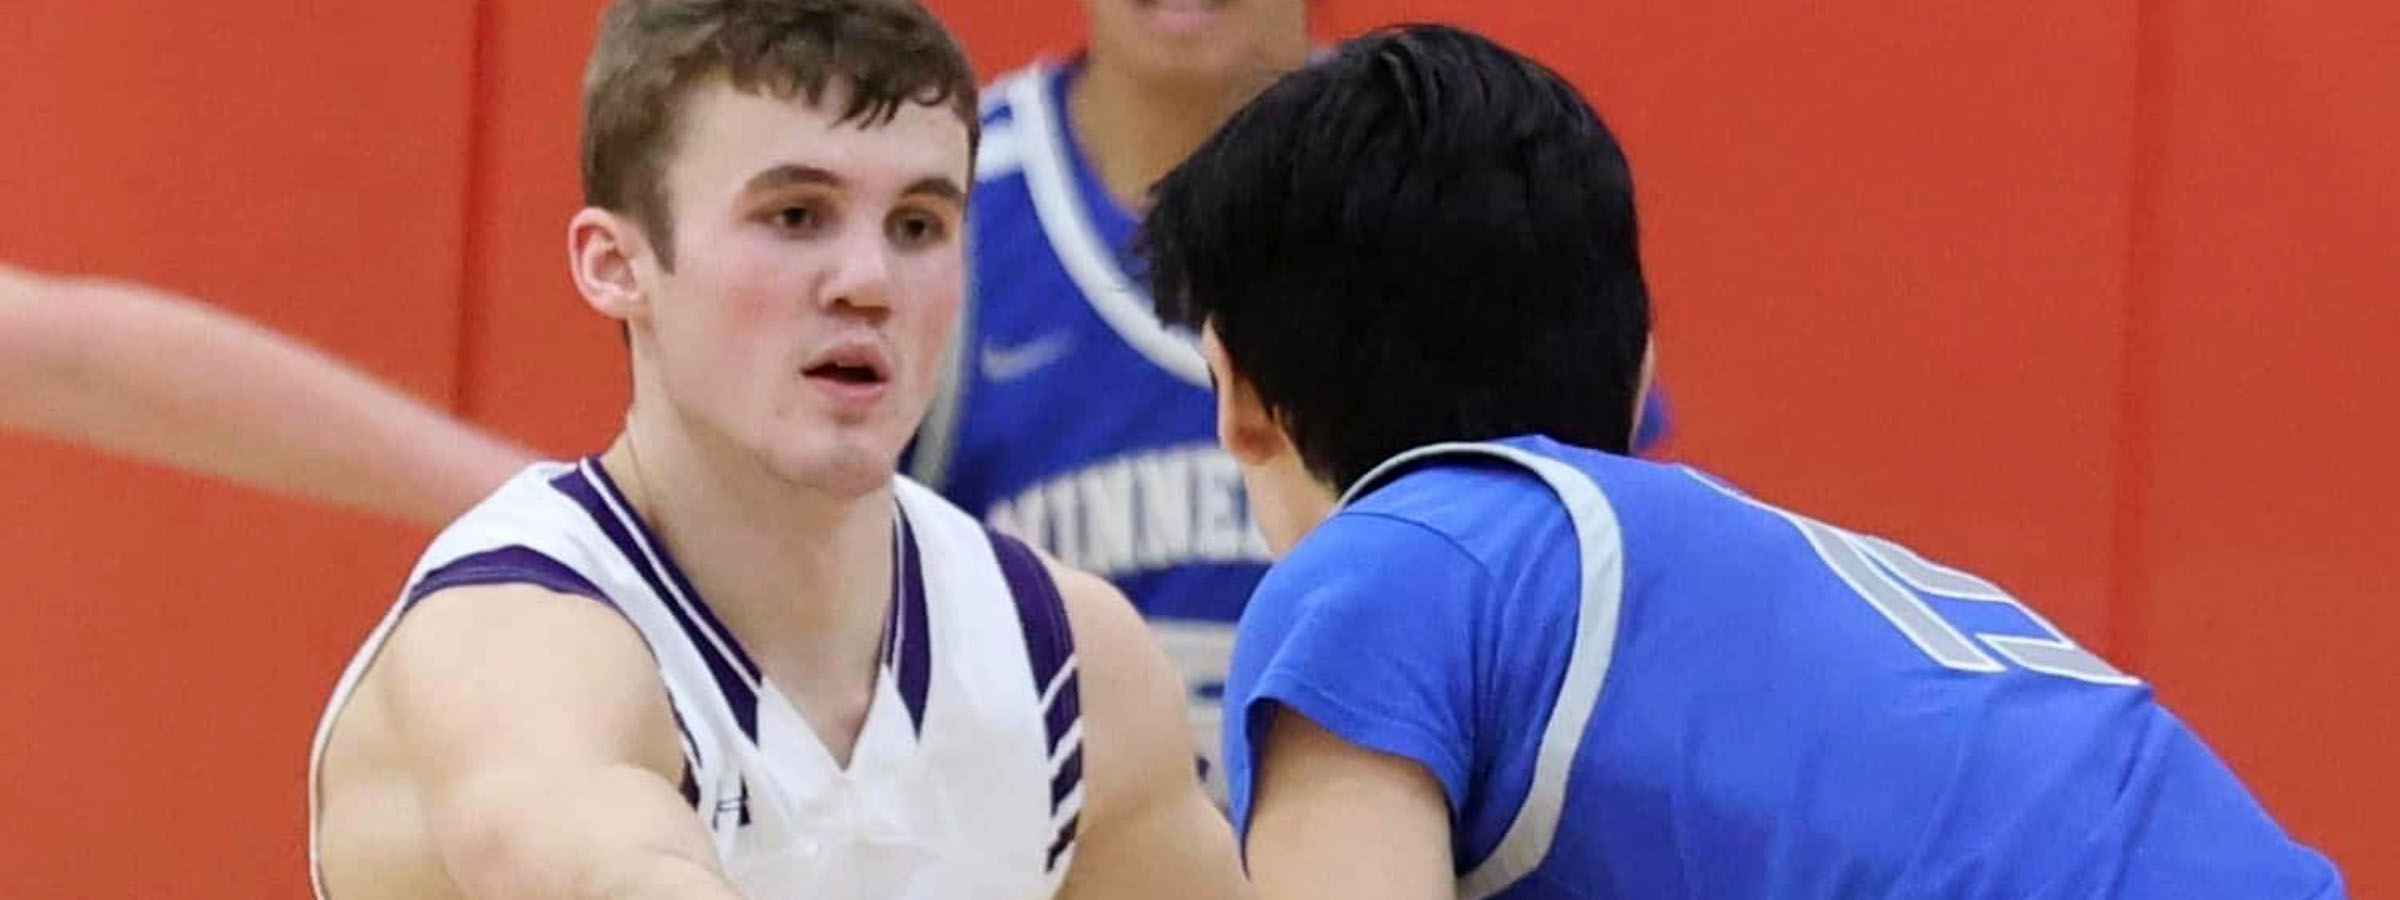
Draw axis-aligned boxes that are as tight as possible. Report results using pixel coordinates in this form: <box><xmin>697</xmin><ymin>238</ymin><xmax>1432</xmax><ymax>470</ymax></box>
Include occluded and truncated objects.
<box><xmin>309</xmin><ymin>459</ymin><xmax>1085</xmax><ymax>900</ymax></box>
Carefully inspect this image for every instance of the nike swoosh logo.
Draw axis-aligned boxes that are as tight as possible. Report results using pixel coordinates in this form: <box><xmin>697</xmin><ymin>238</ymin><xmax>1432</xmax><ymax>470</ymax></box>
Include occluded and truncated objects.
<box><xmin>979</xmin><ymin>332</ymin><xmax>1074</xmax><ymax>382</ymax></box>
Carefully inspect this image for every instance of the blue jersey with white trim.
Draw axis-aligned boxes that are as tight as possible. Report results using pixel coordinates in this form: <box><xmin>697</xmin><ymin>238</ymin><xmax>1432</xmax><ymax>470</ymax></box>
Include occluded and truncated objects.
<box><xmin>908</xmin><ymin>60</ymin><xmax>1269</xmax><ymax>796</ymax></box>
<box><xmin>912</xmin><ymin>60</ymin><xmax>1270</xmax><ymax>625</ymax></box>
<box><xmin>1224</xmin><ymin>435</ymin><xmax>2343</xmax><ymax>899</ymax></box>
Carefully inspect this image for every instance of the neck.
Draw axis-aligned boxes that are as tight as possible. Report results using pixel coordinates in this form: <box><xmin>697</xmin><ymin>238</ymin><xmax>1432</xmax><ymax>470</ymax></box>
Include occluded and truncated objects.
<box><xmin>1068</xmin><ymin>55</ymin><xmax>1284</xmax><ymax>213</ymax></box>
<box><xmin>601</xmin><ymin>406</ymin><xmax>893</xmax><ymax>684</ymax></box>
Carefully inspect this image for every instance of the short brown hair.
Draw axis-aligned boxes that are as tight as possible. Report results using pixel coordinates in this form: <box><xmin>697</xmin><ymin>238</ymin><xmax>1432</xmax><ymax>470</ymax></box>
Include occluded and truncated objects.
<box><xmin>581</xmin><ymin>0</ymin><xmax>979</xmax><ymax>268</ymax></box>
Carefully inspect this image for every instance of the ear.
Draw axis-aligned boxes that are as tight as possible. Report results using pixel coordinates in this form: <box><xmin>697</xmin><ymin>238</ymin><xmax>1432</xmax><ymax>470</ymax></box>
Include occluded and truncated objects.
<box><xmin>1202</xmin><ymin>325</ymin><xmax>1290</xmax><ymax>467</ymax></box>
<box><xmin>567</xmin><ymin>207</ymin><xmax>651</xmax><ymax>324</ymax></box>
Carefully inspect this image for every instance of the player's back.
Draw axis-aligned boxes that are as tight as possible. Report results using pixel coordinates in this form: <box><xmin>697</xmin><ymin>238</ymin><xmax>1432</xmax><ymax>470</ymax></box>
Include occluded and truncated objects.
<box><xmin>1228</xmin><ymin>435</ymin><xmax>2343</xmax><ymax>899</ymax></box>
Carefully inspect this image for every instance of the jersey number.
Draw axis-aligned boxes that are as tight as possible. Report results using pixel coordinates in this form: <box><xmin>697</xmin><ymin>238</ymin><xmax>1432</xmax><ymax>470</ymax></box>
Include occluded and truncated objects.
<box><xmin>1793</xmin><ymin>517</ymin><xmax>2138</xmax><ymax>686</ymax></box>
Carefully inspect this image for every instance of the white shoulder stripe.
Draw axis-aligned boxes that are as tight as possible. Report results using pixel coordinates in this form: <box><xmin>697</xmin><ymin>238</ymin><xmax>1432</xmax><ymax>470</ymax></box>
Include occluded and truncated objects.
<box><xmin>1002</xmin><ymin>62</ymin><xmax>1212</xmax><ymax>387</ymax></box>
<box><xmin>1340</xmin><ymin>442</ymin><xmax>1628</xmax><ymax>900</ymax></box>
<box><xmin>980</xmin><ymin>65</ymin><xmax>1039</xmax><ymax>119</ymax></box>
<box><xmin>977</xmin><ymin>122</ymin><xmax>1025</xmax><ymax>182</ymax></box>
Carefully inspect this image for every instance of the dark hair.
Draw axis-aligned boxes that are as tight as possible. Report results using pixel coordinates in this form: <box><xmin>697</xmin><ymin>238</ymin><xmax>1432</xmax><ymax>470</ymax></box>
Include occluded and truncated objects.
<box><xmin>581</xmin><ymin>0</ymin><xmax>978</xmax><ymax>269</ymax></box>
<box><xmin>1142</xmin><ymin>23</ymin><xmax>1651</xmax><ymax>491</ymax></box>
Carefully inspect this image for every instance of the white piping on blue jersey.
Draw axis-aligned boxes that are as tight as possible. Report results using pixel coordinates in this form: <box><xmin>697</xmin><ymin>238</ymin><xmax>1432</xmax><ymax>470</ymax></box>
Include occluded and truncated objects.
<box><xmin>975</xmin><ymin>119</ymin><xmax>1026</xmax><ymax>182</ymax></box>
<box><xmin>1339</xmin><ymin>442</ymin><xmax>1630</xmax><ymax>900</ymax></box>
<box><xmin>1001</xmin><ymin>64</ymin><xmax>1213</xmax><ymax>389</ymax></box>
<box><xmin>1679</xmin><ymin>469</ymin><xmax>2139</xmax><ymax>687</ymax></box>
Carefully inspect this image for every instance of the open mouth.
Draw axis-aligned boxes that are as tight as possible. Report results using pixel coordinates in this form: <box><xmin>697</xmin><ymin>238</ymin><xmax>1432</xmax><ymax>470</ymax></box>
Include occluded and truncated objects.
<box><xmin>805</xmin><ymin>362</ymin><xmax>885</xmax><ymax>385</ymax></box>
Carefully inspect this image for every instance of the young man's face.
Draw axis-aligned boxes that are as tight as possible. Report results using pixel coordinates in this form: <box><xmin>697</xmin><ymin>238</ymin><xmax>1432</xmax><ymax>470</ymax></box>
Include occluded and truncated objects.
<box><xmin>636</xmin><ymin>79</ymin><xmax>971</xmax><ymax>495</ymax></box>
<box><xmin>1083</xmin><ymin>0</ymin><xmax>1308</xmax><ymax>91</ymax></box>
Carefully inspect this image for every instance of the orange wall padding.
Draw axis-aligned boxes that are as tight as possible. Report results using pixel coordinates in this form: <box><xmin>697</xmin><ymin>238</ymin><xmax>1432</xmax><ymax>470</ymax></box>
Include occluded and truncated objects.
<box><xmin>1</xmin><ymin>0</ymin><xmax>2388</xmax><ymax>894</ymax></box>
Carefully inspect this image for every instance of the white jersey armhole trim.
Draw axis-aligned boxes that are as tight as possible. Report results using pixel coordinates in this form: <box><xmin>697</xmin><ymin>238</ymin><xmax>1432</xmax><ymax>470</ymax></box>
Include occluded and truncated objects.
<box><xmin>1003</xmin><ymin>62</ymin><xmax>1211</xmax><ymax>388</ymax></box>
<box><xmin>1339</xmin><ymin>442</ymin><xmax>1629</xmax><ymax>900</ymax></box>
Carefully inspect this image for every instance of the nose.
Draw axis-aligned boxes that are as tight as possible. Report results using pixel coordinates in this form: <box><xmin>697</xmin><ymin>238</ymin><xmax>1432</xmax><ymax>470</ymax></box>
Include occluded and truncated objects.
<box><xmin>820</xmin><ymin>222</ymin><xmax>893</xmax><ymax>314</ymax></box>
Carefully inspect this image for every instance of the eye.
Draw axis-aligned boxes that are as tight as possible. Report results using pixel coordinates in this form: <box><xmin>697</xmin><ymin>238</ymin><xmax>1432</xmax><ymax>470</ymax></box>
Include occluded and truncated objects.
<box><xmin>770</xmin><ymin>202</ymin><xmax>824</xmax><ymax>234</ymax></box>
<box><xmin>888</xmin><ymin>210</ymin><xmax>948</xmax><ymax>248</ymax></box>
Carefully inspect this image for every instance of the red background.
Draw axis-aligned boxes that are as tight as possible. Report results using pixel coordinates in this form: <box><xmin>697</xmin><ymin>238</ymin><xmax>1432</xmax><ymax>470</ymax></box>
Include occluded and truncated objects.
<box><xmin>1</xmin><ymin>0</ymin><xmax>2390</xmax><ymax>894</ymax></box>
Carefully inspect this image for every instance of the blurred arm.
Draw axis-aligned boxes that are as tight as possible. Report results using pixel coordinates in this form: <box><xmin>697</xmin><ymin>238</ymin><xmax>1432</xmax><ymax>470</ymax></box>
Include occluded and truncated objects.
<box><xmin>0</xmin><ymin>263</ymin><xmax>533</xmax><ymax>527</ymax></box>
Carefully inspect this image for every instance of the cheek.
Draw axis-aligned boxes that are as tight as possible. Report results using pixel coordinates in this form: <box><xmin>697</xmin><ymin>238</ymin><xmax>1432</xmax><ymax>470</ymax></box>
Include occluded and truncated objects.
<box><xmin>714</xmin><ymin>247</ymin><xmax>799</xmax><ymax>330</ymax></box>
<box><xmin>898</xmin><ymin>261</ymin><xmax>964</xmax><ymax>372</ymax></box>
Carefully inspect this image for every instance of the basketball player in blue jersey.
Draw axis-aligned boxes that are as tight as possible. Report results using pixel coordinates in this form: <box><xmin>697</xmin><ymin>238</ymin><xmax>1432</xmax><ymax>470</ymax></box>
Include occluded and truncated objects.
<box><xmin>309</xmin><ymin>2</ymin><xmax>1244</xmax><ymax>899</ymax></box>
<box><xmin>909</xmin><ymin>0</ymin><xmax>1672</xmax><ymax>800</ymax></box>
<box><xmin>905</xmin><ymin>0</ymin><xmax>1312</xmax><ymax>798</ymax></box>
<box><xmin>1142</xmin><ymin>24</ymin><xmax>2346</xmax><ymax>899</ymax></box>
<box><xmin>0</xmin><ymin>262</ymin><xmax>531</xmax><ymax>527</ymax></box>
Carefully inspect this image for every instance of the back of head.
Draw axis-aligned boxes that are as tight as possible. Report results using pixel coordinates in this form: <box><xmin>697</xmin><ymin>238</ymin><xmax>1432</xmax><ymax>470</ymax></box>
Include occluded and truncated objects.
<box><xmin>1144</xmin><ymin>23</ymin><xmax>1651</xmax><ymax>491</ymax></box>
<box><xmin>580</xmin><ymin>0</ymin><xmax>978</xmax><ymax>266</ymax></box>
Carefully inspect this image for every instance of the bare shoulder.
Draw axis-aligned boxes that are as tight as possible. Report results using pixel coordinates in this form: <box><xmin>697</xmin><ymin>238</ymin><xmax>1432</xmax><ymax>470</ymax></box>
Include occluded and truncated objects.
<box><xmin>1033</xmin><ymin>556</ymin><xmax>1187</xmax><ymax>810</ymax></box>
<box><xmin>371</xmin><ymin>582</ymin><xmax>682</xmax><ymax>778</ymax></box>
<box><xmin>1035</xmin><ymin>555</ymin><xmax>1251</xmax><ymax>899</ymax></box>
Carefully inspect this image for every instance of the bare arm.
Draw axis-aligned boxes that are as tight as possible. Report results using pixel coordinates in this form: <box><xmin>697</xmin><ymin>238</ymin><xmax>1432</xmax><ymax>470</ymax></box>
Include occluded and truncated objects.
<box><xmin>1245</xmin><ymin>706</ymin><xmax>1454</xmax><ymax>900</ymax></box>
<box><xmin>378</xmin><ymin>585</ymin><xmax>742</xmax><ymax>899</ymax></box>
<box><xmin>1045</xmin><ymin>559</ymin><xmax>1253</xmax><ymax>900</ymax></box>
<box><xmin>0</xmin><ymin>263</ymin><xmax>533</xmax><ymax>527</ymax></box>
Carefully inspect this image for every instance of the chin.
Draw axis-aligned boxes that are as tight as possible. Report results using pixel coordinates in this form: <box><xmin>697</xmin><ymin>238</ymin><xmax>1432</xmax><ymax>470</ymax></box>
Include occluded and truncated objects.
<box><xmin>762</xmin><ymin>434</ymin><xmax>903</xmax><ymax>499</ymax></box>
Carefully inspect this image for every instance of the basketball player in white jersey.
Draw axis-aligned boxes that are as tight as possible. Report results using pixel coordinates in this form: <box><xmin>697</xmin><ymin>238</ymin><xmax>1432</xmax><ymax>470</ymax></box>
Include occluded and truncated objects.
<box><xmin>309</xmin><ymin>1</ymin><xmax>1244</xmax><ymax>898</ymax></box>
<box><xmin>0</xmin><ymin>261</ymin><xmax>531</xmax><ymax>527</ymax></box>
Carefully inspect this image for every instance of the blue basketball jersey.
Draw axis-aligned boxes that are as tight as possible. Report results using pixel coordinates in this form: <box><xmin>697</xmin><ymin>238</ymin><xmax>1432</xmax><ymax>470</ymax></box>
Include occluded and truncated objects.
<box><xmin>905</xmin><ymin>60</ymin><xmax>1270</xmax><ymax>795</ymax></box>
<box><xmin>910</xmin><ymin>59</ymin><xmax>1269</xmax><ymax>625</ymax></box>
<box><xmin>913</xmin><ymin>60</ymin><xmax>1674</xmax><ymax>623</ymax></box>
<box><xmin>1224</xmin><ymin>435</ymin><xmax>2343</xmax><ymax>898</ymax></box>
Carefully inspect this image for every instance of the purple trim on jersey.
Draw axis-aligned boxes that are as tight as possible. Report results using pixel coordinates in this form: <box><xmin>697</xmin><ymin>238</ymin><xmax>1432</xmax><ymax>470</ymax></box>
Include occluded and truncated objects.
<box><xmin>1043</xmin><ymin>671</ymin><xmax>1082</xmax><ymax>753</ymax></box>
<box><xmin>989</xmin><ymin>528</ymin><xmax>1084</xmax><ymax>873</ymax></box>
<box><xmin>1045</xmin><ymin>813</ymin><xmax>1080</xmax><ymax>872</ymax></box>
<box><xmin>892</xmin><ymin>509</ymin><xmax>933</xmax><ymax>735</ymax></box>
<box><xmin>550</xmin><ymin>464</ymin><xmax>761</xmax><ymax>740</ymax></box>
<box><xmin>407</xmin><ymin>542</ymin><xmax>713</xmax><ymax>779</ymax></box>
<box><xmin>405</xmin><ymin>545</ymin><xmax>609</xmax><ymax>608</ymax></box>
<box><xmin>988</xmin><ymin>530</ymin><xmax>1080</xmax><ymax>753</ymax></box>
<box><xmin>1051</xmin><ymin>744</ymin><xmax>1084</xmax><ymax>808</ymax></box>
<box><xmin>578</xmin><ymin>460</ymin><xmax>764</xmax><ymax>681</ymax></box>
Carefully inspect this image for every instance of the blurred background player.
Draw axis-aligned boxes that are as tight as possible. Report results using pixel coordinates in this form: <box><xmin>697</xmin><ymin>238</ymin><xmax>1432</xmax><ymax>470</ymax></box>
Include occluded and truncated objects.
<box><xmin>309</xmin><ymin>2</ymin><xmax>1242</xmax><ymax>898</ymax></box>
<box><xmin>907</xmin><ymin>0</ymin><xmax>1676</xmax><ymax>798</ymax></box>
<box><xmin>0</xmin><ymin>261</ymin><xmax>531</xmax><ymax>527</ymax></box>
<box><xmin>904</xmin><ymin>0</ymin><xmax>1311</xmax><ymax>797</ymax></box>
<box><xmin>1146</xmin><ymin>24</ymin><xmax>2344</xmax><ymax>899</ymax></box>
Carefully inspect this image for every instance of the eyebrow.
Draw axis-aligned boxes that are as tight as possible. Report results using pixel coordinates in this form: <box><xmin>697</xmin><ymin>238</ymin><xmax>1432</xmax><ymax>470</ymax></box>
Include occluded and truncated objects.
<box><xmin>903</xmin><ymin>176</ymin><xmax>968</xmax><ymax>207</ymax></box>
<box><xmin>740</xmin><ymin>164</ymin><xmax>966</xmax><ymax>207</ymax></box>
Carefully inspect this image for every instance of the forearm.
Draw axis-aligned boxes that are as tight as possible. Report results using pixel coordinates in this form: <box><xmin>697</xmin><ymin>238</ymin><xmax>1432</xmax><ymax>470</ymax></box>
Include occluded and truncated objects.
<box><xmin>4</xmin><ymin>275</ymin><xmax>532</xmax><ymax>526</ymax></box>
<box><xmin>589</xmin><ymin>853</ymin><xmax>748</xmax><ymax>900</ymax></box>
<box><xmin>435</xmin><ymin>765</ymin><xmax>743</xmax><ymax>900</ymax></box>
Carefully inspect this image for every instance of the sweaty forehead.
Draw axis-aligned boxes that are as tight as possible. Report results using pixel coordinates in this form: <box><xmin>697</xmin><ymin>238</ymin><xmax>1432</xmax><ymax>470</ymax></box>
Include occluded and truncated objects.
<box><xmin>665</xmin><ymin>79</ymin><xmax>972</xmax><ymax>203</ymax></box>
